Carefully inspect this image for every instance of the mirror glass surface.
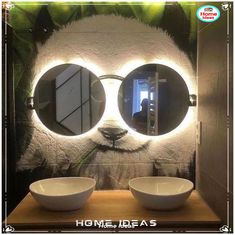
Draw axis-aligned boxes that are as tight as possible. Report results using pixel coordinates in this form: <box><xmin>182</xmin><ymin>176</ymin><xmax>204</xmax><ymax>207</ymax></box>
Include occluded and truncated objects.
<box><xmin>34</xmin><ymin>64</ymin><xmax>105</xmax><ymax>136</ymax></box>
<box><xmin>118</xmin><ymin>64</ymin><xmax>189</xmax><ymax>136</ymax></box>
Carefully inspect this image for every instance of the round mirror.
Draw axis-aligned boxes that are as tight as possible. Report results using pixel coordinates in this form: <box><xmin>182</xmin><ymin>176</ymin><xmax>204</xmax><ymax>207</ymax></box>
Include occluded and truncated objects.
<box><xmin>118</xmin><ymin>64</ymin><xmax>189</xmax><ymax>136</ymax></box>
<box><xmin>34</xmin><ymin>64</ymin><xmax>105</xmax><ymax>136</ymax></box>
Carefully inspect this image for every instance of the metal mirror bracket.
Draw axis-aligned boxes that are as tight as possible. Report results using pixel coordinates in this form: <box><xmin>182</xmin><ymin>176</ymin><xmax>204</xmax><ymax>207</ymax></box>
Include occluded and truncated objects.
<box><xmin>26</xmin><ymin>97</ymin><xmax>35</xmax><ymax>109</ymax></box>
<box><xmin>189</xmin><ymin>94</ymin><xmax>197</xmax><ymax>106</ymax></box>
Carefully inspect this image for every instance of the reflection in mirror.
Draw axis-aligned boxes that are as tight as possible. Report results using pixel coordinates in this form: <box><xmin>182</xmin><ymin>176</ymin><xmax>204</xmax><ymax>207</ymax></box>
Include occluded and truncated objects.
<box><xmin>118</xmin><ymin>64</ymin><xmax>189</xmax><ymax>136</ymax></box>
<box><xmin>34</xmin><ymin>64</ymin><xmax>105</xmax><ymax>136</ymax></box>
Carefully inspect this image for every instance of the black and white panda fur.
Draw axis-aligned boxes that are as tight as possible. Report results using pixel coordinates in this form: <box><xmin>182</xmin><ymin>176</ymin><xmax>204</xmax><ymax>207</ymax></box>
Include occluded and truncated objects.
<box><xmin>17</xmin><ymin>15</ymin><xmax>196</xmax><ymax>189</ymax></box>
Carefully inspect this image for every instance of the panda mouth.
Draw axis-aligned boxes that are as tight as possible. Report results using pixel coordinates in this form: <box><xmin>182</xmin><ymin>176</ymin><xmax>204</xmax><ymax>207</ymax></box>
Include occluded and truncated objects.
<box><xmin>98</xmin><ymin>127</ymin><xmax>128</xmax><ymax>149</ymax></box>
<box><xmin>95</xmin><ymin>141</ymin><xmax>150</xmax><ymax>153</ymax></box>
<box><xmin>90</xmin><ymin>123</ymin><xmax>149</xmax><ymax>152</ymax></box>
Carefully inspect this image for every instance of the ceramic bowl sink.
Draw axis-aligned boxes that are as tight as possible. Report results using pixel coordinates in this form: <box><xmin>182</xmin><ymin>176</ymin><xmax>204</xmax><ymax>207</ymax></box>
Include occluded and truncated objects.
<box><xmin>129</xmin><ymin>177</ymin><xmax>193</xmax><ymax>210</ymax></box>
<box><xmin>30</xmin><ymin>177</ymin><xmax>96</xmax><ymax>211</ymax></box>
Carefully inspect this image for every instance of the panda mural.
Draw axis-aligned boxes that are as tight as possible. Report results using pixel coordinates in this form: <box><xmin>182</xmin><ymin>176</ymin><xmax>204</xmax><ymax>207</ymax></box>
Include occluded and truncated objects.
<box><xmin>13</xmin><ymin>4</ymin><xmax>197</xmax><ymax>190</ymax></box>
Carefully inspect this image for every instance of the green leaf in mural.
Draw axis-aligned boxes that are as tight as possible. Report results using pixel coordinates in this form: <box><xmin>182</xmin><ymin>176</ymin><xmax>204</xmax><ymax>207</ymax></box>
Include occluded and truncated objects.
<box><xmin>80</xmin><ymin>4</ymin><xmax>95</xmax><ymax>18</ymax></box>
<box><xmin>94</xmin><ymin>2</ymin><xmax>118</xmax><ymax>15</ymax></box>
<box><xmin>47</xmin><ymin>3</ymin><xmax>80</xmax><ymax>27</ymax></box>
<box><xmin>76</xmin><ymin>146</ymin><xmax>98</xmax><ymax>173</ymax></box>
<box><xmin>10</xmin><ymin>2</ymin><xmax>42</xmax><ymax>30</ymax></box>
<box><xmin>128</xmin><ymin>3</ymin><xmax>143</xmax><ymax>20</ymax></box>
<box><xmin>13</xmin><ymin>32</ymin><xmax>34</xmax><ymax>63</ymax></box>
<box><xmin>12</xmin><ymin>32</ymin><xmax>35</xmax><ymax>89</ymax></box>
<box><xmin>140</xmin><ymin>2</ymin><xmax>165</xmax><ymax>25</ymax></box>
<box><xmin>115</xmin><ymin>3</ymin><xmax>136</xmax><ymax>18</ymax></box>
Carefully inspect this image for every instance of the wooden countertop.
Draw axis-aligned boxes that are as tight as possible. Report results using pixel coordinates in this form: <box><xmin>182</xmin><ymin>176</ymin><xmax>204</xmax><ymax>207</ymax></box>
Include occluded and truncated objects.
<box><xmin>4</xmin><ymin>190</ymin><xmax>221</xmax><ymax>232</ymax></box>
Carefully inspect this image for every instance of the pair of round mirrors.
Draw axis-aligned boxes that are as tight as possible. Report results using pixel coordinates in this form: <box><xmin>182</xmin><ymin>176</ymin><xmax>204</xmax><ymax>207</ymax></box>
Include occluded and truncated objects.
<box><xmin>33</xmin><ymin>63</ymin><xmax>190</xmax><ymax>136</ymax></box>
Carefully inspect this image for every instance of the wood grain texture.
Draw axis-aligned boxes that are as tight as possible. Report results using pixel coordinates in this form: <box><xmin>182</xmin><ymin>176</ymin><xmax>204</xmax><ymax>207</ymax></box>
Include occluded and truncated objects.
<box><xmin>4</xmin><ymin>190</ymin><xmax>221</xmax><ymax>231</ymax></box>
<box><xmin>197</xmin><ymin>3</ymin><xmax>233</xmax><ymax>225</ymax></box>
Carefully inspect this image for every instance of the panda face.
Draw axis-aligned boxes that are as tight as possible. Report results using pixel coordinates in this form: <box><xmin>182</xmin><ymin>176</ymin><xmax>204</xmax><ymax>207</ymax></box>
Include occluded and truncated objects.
<box><xmin>31</xmin><ymin>15</ymin><xmax>195</xmax><ymax>141</ymax></box>
<box><xmin>18</xmin><ymin>15</ymin><xmax>196</xmax><ymax>181</ymax></box>
<box><xmin>90</xmin><ymin>119</ymin><xmax>150</xmax><ymax>152</ymax></box>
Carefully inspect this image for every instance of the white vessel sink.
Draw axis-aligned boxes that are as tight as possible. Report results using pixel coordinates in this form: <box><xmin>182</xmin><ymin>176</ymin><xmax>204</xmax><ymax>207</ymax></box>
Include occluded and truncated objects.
<box><xmin>30</xmin><ymin>177</ymin><xmax>96</xmax><ymax>211</ymax></box>
<box><xmin>129</xmin><ymin>176</ymin><xmax>193</xmax><ymax>210</ymax></box>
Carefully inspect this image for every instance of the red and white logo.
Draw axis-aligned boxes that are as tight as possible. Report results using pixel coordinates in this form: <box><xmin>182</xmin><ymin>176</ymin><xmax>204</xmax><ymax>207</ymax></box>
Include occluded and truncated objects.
<box><xmin>196</xmin><ymin>5</ymin><xmax>220</xmax><ymax>22</ymax></box>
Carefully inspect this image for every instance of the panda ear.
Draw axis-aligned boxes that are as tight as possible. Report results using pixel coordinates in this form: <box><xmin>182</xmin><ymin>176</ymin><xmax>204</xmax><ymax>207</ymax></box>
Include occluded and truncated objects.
<box><xmin>32</xmin><ymin>6</ymin><xmax>57</xmax><ymax>44</ymax></box>
<box><xmin>159</xmin><ymin>2</ymin><xmax>190</xmax><ymax>54</ymax></box>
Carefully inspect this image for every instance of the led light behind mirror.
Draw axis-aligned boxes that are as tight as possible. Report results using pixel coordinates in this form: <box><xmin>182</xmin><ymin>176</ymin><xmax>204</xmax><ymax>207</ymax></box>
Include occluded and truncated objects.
<box><xmin>118</xmin><ymin>64</ymin><xmax>190</xmax><ymax>136</ymax></box>
<box><xmin>33</xmin><ymin>63</ymin><xmax>106</xmax><ymax>136</ymax></box>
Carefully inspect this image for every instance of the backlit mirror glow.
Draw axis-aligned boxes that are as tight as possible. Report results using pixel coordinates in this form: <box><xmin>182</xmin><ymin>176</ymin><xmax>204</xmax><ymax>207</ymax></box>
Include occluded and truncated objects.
<box><xmin>34</xmin><ymin>64</ymin><xmax>105</xmax><ymax>136</ymax></box>
<box><xmin>118</xmin><ymin>64</ymin><xmax>190</xmax><ymax>136</ymax></box>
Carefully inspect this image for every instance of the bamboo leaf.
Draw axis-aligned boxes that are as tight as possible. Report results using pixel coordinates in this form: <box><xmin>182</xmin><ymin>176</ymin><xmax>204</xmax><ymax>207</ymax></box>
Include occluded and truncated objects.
<box><xmin>12</xmin><ymin>32</ymin><xmax>34</xmax><ymax>64</ymax></box>
<box><xmin>10</xmin><ymin>2</ymin><xmax>42</xmax><ymax>30</ymax></box>
<box><xmin>140</xmin><ymin>2</ymin><xmax>165</xmax><ymax>25</ymax></box>
<box><xmin>76</xmin><ymin>146</ymin><xmax>98</xmax><ymax>172</ymax></box>
<box><xmin>47</xmin><ymin>2</ymin><xmax>80</xmax><ymax>26</ymax></box>
<box><xmin>115</xmin><ymin>4</ymin><xmax>136</xmax><ymax>18</ymax></box>
<box><xmin>128</xmin><ymin>3</ymin><xmax>143</xmax><ymax>19</ymax></box>
<box><xmin>94</xmin><ymin>2</ymin><xmax>118</xmax><ymax>15</ymax></box>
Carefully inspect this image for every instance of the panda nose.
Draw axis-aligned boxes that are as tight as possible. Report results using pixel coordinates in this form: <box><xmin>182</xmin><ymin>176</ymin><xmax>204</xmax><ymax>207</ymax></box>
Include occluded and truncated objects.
<box><xmin>98</xmin><ymin>127</ymin><xmax>128</xmax><ymax>141</ymax></box>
